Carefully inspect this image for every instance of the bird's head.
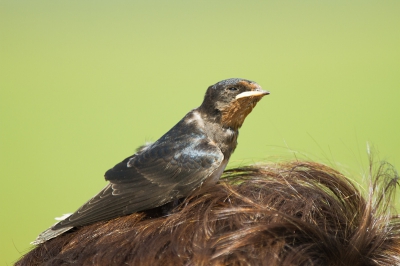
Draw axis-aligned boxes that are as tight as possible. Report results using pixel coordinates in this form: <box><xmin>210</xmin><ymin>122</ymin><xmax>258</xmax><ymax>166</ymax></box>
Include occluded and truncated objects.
<box><xmin>200</xmin><ymin>78</ymin><xmax>269</xmax><ymax>130</ymax></box>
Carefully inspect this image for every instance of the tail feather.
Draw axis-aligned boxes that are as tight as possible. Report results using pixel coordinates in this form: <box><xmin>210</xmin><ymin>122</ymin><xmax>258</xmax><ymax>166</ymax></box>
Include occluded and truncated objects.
<box><xmin>31</xmin><ymin>226</ymin><xmax>74</xmax><ymax>245</ymax></box>
<box><xmin>31</xmin><ymin>213</ymin><xmax>74</xmax><ymax>245</ymax></box>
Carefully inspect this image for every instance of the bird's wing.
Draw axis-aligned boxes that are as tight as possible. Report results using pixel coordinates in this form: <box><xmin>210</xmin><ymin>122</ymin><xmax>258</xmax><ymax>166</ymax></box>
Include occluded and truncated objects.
<box><xmin>53</xmin><ymin>135</ymin><xmax>223</xmax><ymax>229</ymax></box>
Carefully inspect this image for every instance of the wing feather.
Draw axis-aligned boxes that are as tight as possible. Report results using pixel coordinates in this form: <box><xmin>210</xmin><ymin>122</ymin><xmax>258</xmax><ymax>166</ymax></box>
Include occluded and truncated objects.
<box><xmin>54</xmin><ymin>124</ymin><xmax>223</xmax><ymax>229</ymax></box>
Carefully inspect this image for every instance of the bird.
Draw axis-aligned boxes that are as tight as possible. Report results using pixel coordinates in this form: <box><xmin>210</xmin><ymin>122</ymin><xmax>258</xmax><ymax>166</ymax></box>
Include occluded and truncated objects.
<box><xmin>32</xmin><ymin>78</ymin><xmax>269</xmax><ymax>244</ymax></box>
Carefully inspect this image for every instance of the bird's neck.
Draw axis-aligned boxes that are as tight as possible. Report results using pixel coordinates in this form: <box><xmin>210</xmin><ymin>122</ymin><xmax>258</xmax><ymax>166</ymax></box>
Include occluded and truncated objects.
<box><xmin>194</xmin><ymin>110</ymin><xmax>239</xmax><ymax>158</ymax></box>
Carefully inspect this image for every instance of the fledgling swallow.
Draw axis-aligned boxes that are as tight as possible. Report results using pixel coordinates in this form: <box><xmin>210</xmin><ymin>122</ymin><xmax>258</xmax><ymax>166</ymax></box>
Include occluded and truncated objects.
<box><xmin>32</xmin><ymin>78</ymin><xmax>269</xmax><ymax>244</ymax></box>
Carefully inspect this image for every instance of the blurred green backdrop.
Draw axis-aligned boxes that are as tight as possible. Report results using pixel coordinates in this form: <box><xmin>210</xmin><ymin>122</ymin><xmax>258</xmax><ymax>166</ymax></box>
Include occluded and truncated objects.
<box><xmin>1</xmin><ymin>1</ymin><xmax>399</xmax><ymax>264</ymax></box>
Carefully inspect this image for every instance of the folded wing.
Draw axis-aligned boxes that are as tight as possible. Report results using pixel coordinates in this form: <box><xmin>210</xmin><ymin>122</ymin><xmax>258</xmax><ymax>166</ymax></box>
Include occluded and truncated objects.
<box><xmin>53</xmin><ymin>134</ymin><xmax>224</xmax><ymax>230</ymax></box>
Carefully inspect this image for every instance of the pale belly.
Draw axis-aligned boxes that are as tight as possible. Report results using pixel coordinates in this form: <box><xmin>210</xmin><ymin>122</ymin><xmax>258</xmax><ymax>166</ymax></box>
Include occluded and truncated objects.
<box><xmin>203</xmin><ymin>159</ymin><xmax>229</xmax><ymax>187</ymax></box>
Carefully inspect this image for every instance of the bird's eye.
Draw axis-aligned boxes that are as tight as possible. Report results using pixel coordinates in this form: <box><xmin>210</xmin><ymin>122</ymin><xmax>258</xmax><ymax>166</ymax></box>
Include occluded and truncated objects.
<box><xmin>228</xmin><ymin>87</ymin><xmax>238</xmax><ymax>91</ymax></box>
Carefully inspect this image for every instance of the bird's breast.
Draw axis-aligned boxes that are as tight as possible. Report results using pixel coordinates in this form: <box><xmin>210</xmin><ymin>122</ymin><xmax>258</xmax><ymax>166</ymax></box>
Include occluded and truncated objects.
<box><xmin>213</xmin><ymin>127</ymin><xmax>238</xmax><ymax>157</ymax></box>
<box><xmin>184</xmin><ymin>109</ymin><xmax>238</xmax><ymax>158</ymax></box>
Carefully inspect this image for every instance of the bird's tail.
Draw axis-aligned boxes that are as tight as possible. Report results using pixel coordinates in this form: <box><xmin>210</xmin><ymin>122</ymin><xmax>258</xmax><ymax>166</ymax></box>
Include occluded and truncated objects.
<box><xmin>31</xmin><ymin>213</ymin><xmax>74</xmax><ymax>245</ymax></box>
<box><xmin>31</xmin><ymin>226</ymin><xmax>74</xmax><ymax>245</ymax></box>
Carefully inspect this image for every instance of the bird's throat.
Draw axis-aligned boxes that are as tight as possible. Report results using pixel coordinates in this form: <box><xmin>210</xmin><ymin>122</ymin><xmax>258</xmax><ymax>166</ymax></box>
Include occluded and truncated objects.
<box><xmin>220</xmin><ymin>97</ymin><xmax>261</xmax><ymax>130</ymax></box>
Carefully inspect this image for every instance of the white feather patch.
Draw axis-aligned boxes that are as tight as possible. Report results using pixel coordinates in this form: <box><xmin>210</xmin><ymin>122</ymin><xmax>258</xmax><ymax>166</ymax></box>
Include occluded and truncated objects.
<box><xmin>55</xmin><ymin>213</ymin><xmax>72</xmax><ymax>221</ymax></box>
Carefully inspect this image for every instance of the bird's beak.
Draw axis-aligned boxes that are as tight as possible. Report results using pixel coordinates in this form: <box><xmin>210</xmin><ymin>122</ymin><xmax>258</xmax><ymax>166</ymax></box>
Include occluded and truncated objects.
<box><xmin>235</xmin><ymin>89</ymin><xmax>270</xmax><ymax>99</ymax></box>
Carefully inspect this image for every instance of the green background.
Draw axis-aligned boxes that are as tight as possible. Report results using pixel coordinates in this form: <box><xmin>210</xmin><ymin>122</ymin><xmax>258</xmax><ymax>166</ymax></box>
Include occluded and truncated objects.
<box><xmin>1</xmin><ymin>1</ymin><xmax>399</xmax><ymax>264</ymax></box>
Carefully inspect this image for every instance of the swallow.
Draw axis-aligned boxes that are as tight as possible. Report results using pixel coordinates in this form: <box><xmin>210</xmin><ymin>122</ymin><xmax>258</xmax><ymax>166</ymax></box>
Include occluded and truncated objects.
<box><xmin>32</xmin><ymin>78</ymin><xmax>269</xmax><ymax>244</ymax></box>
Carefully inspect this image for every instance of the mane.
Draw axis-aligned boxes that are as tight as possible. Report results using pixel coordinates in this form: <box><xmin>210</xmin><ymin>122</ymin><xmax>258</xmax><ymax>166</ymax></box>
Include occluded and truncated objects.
<box><xmin>16</xmin><ymin>160</ymin><xmax>400</xmax><ymax>266</ymax></box>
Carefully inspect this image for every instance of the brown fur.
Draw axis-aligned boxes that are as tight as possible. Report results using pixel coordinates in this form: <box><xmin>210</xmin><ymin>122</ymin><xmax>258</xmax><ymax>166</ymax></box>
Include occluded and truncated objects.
<box><xmin>16</xmin><ymin>161</ymin><xmax>400</xmax><ymax>266</ymax></box>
